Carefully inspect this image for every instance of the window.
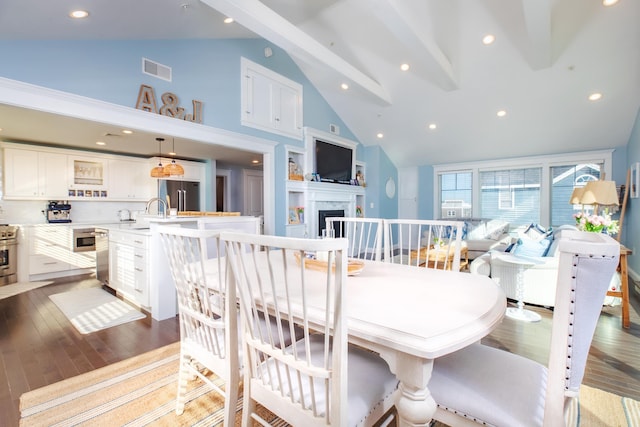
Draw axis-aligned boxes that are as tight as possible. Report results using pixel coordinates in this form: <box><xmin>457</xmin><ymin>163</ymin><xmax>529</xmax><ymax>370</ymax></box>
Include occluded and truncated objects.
<box><xmin>550</xmin><ymin>163</ymin><xmax>602</xmax><ymax>226</ymax></box>
<box><xmin>439</xmin><ymin>172</ymin><xmax>472</xmax><ymax>218</ymax></box>
<box><xmin>433</xmin><ymin>150</ymin><xmax>612</xmax><ymax>227</ymax></box>
<box><xmin>480</xmin><ymin>168</ymin><xmax>541</xmax><ymax>224</ymax></box>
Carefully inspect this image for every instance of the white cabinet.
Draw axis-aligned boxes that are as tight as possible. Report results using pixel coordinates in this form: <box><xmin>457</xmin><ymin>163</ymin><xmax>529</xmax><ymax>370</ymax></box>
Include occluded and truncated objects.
<box><xmin>26</xmin><ymin>225</ymin><xmax>96</xmax><ymax>277</ymax></box>
<box><xmin>109</xmin><ymin>230</ymin><xmax>150</xmax><ymax>309</ymax></box>
<box><xmin>3</xmin><ymin>149</ymin><xmax>69</xmax><ymax>199</ymax></box>
<box><xmin>109</xmin><ymin>158</ymin><xmax>153</xmax><ymax>200</ymax></box>
<box><xmin>148</xmin><ymin>157</ymin><xmax>204</xmax><ymax>183</ymax></box>
<box><xmin>241</xmin><ymin>57</ymin><xmax>303</xmax><ymax>139</ymax></box>
<box><xmin>28</xmin><ymin>226</ymin><xmax>71</xmax><ymax>275</ymax></box>
<box><xmin>68</xmin><ymin>155</ymin><xmax>109</xmax><ymax>193</ymax></box>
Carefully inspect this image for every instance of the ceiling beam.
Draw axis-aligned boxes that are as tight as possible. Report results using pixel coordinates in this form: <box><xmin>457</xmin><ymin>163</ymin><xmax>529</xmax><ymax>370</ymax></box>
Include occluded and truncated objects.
<box><xmin>521</xmin><ymin>0</ymin><xmax>552</xmax><ymax>69</ymax></box>
<box><xmin>362</xmin><ymin>0</ymin><xmax>458</xmax><ymax>91</ymax></box>
<box><xmin>200</xmin><ymin>0</ymin><xmax>392</xmax><ymax>106</ymax></box>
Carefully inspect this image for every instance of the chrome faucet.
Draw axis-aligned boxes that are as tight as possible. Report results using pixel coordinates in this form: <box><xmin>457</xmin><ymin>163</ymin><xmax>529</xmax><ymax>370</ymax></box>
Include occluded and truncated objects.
<box><xmin>145</xmin><ymin>197</ymin><xmax>168</xmax><ymax>218</ymax></box>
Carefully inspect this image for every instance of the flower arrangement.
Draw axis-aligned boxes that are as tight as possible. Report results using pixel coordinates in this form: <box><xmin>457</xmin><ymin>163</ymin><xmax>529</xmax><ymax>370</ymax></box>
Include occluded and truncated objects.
<box><xmin>573</xmin><ymin>210</ymin><xmax>619</xmax><ymax>235</ymax></box>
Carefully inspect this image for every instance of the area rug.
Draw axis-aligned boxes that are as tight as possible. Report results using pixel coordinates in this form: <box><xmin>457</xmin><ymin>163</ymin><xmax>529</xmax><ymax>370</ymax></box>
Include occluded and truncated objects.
<box><xmin>0</xmin><ymin>280</ymin><xmax>53</xmax><ymax>300</ymax></box>
<box><xmin>19</xmin><ymin>342</ymin><xmax>640</xmax><ymax>427</ymax></box>
<box><xmin>49</xmin><ymin>287</ymin><xmax>145</xmax><ymax>334</ymax></box>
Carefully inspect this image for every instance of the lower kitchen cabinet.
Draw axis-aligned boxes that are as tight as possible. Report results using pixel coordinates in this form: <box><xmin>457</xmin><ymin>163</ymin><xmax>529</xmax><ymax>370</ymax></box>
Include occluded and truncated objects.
<box><xmin>28</xmin><ymin>226</ymin><xmax>71</xmax><ymax>275</ymax></box>
<box><xmin>108</xmin><ymin>230</ymin><xmax>150</xmax><ymax>309</ymax></box>
<box><xmin>26</xmin><ymin>225</ymin><xmax>97</xmax><ymax>278</ymax></box>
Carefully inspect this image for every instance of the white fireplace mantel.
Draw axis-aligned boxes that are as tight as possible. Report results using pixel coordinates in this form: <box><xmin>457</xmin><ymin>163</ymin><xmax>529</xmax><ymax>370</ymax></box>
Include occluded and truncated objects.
<box><xmin>286</xmin><ymin>180</ymin><xmax>365</xmax><ymax>238</ymax></box>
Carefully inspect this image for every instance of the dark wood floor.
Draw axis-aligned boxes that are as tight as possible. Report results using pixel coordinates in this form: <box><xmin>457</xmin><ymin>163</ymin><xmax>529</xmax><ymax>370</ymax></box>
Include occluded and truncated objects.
<box><xmin>1</xmin><ymin>276</ymin><xmax>639</xmax><ymax>427</ymax></box>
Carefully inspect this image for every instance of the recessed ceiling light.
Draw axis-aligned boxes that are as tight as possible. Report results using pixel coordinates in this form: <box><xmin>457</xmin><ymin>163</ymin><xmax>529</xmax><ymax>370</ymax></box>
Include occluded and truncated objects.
<box><xmin>223</xmin><ymin>17</ymin><xmax>234</xmax><ymax>24</ymax></box>
<box><xmin>376</xmin><ymin>133</ymin><xmax>384</xmax><ymax>139</ymax></box>
<box><xmin>69</xmin><ymin>10</ymin><xmax>89</xmax><ymax>19</ymax></box>
<box><xmin>122</xmin><ymin>129</ymin><xmax>133</xmax><ymax>134</ymax></box>
<box><xmin>252</xmin><ymin>159</ymin><xmax>260</xmax><ymax>164</ymax></box>
<box><xmin>603</xmin><ymin>0</ymin><xmax>619</xmax><ymax>6</ymax></box>
<box><xmin>497</xmin><ymin>110</ymin><xmax>507</xmax><ymax>117</ymax></box>
<box><xmin>588</xmin><ymin>92</ymin><xmax>603</xmax><ymax>101</ymax></box>
<box><xmin>428</xmin><ymin>123</ymin><xmax>437</xmax><ymax>130</ymax></box>
<box><xmin>400</xmin><ymin>63</ymin><xmax>410</xmax><ymax>71</ymax></box>
<box><xmin>0</xmin><ymin>127</ymin><xmax>3</xmax><ymax>132</ymax></box>
<box><xmin>341</xmin><ymin>83</ymin><xmax>349</xmax><ymax>90</ymax></box>
<box><xmin>482</xmin><ymin>34</ymin><xmax>496</xmax><ymax>45</ymax></box>
<box><xmin>96</xmin><ymin>141</ymin><xmax>106</xmax><ymax>146</ymax></box>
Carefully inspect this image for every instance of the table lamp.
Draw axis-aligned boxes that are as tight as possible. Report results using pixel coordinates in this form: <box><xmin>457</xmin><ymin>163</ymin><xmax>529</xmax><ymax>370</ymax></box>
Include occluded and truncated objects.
<box><xmin>580</xmin><ymin>180</ymin><xmax>619</xmax><ymax>215</ymax></box>
<box><xmin>569</xmin><ymin>186</ymin><xmax>585</xmax><ymax>209</ymax></box>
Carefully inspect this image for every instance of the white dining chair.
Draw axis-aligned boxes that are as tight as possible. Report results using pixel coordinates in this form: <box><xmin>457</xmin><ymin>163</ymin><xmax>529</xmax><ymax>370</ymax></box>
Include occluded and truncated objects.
<box><xmin>158</xmin><ymin>225</ymin><xmax>239</xmax><ymax>426</ymax></box>
<box><xmin>325</xmin><ymin>217</ymin><xmax>384</xmax><ymax>261</ymax></box>
<box><xmin>428</xmin><ymin>230</ymin><xmax>620</xmax><ymax>427</ymax></box>
<box><xmin>221</xmin><ymin>231</ymin><xmax>398</xmax><ymax>427</ymax></box>
<box><xmin>158</xmin><ymin>225</ymin><xmax>301</xmax><ymax>426</ymax></box>
<box><xmin>384</xmin><ymin>219</ymin><xmax>465</xmax><ymax>270</ymax></box>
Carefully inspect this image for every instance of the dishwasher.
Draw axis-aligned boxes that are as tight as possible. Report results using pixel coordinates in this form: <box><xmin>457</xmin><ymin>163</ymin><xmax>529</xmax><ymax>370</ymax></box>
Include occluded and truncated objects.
<box><xmin>95</xmin><ymin>228</ymin><xmax>110</xmax><ymax>286</ymax></box>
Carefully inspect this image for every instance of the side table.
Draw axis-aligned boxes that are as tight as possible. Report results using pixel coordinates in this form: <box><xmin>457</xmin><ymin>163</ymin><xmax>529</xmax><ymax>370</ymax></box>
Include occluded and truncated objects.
<box><xmin>606</xmin><ymin>245</ymin><xmax>632</xmax><ymax>328</ymax></box>
<box><xmin>495</xmin><ymin>253</ymin><xmax>545</xmax><ymax>322</ymax></box>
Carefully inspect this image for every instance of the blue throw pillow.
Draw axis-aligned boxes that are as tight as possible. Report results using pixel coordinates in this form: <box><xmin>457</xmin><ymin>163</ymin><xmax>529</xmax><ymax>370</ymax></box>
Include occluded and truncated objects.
<box><xmin>512</xmin><ymin>236</ymin><xmax>552</xmax><ymax>258</ymax></box>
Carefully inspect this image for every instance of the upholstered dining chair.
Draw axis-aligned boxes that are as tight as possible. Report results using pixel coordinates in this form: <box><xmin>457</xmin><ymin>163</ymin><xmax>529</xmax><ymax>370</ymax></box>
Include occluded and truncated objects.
<box><xmin>325</xmin><ymin>217</ymin><xmax>384</xmax><ymax>261</ymax></box>
<box><xmin>384</xmin><ymin>219</ymin><xmax>465</xmax><ymax>270</ymax></box>
<box><xmin>158</xmin><ymin>225</ymin><xmax>301</xmax><ymax>426</ymax></box>
<box><xmin>221</xmin><ymin>231</ymin><xmax>398</xmax><ymax>427</ymax></box>
<box><xmin>428</xmin><ymin>230</ymin><xmax>620</xmax><ymax>427</ymax></box>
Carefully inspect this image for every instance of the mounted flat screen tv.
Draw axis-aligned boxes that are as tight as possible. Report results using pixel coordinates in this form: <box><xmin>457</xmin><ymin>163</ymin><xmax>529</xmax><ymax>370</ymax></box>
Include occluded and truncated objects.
<box><xmin>315</xmin><ymin>139</ymin><xmax>353</xmax><ymax>184</ymax></box>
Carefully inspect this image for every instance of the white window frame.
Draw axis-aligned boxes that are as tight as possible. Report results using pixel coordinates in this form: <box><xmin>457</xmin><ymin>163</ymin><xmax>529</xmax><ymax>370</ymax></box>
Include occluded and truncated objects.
<box><xmin>433</xmin><ymin>149</ymin><xmax>613</xmax><ymax>225</ymax></box>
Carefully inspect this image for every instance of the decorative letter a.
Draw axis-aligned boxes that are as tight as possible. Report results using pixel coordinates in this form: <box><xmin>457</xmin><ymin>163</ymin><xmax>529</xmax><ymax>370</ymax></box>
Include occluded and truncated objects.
<box><xmin>135</xmin><ymin>84</ymin><xmax>158</xmax><ymax>113</ymax></box>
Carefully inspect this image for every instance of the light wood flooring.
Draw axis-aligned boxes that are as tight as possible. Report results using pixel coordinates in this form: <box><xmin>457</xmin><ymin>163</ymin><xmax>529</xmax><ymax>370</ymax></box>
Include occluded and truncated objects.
<box><xmin>1</xmin><ymin>275</ymin><xmax>639</xmax><ymax>427</ymax></box>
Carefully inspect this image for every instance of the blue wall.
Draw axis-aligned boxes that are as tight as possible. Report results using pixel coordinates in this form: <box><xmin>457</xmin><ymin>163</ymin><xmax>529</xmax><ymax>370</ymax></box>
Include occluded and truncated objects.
<box><xmin>362</xmin><ymin>146</ymin><xmax>397</xmax><ymax>219</ymax></box>
<box><xmin>0</xmin><ymin>38</ymin><xmax>398</xmax><ymax>233</ymax></box>
<box><xmin>625</xmin><ymin>107</ymin><xmax>640</xmax><ymax>278</ymax></box>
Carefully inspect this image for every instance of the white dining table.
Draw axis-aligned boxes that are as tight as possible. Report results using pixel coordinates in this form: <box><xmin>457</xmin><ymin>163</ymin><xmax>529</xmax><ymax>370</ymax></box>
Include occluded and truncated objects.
<box><xmin>209</xmin><ymin>254</ymin><xmax>506</xmax><ymax>426</ymax></box>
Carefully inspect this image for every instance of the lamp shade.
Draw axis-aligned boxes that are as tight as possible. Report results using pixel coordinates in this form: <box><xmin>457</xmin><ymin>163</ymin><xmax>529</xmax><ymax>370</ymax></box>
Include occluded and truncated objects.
<box><xmin>580</xmin><ymin>180</ymin><xmax>619</xmax><ymax>206</ymax></box>
<box><xmin>163</xmin><ymin>159</ymin><xmax>184</xmax><ymax>176</ymax></box>
<box><xmin>569</xmin><ymin>187</ymin><xmax>585</xmax><ymax>204</ymax></box>
<box><xmin>150</xmin><ymin>163</ymin><xmax>169</xmax><ymax>178</ymax></box>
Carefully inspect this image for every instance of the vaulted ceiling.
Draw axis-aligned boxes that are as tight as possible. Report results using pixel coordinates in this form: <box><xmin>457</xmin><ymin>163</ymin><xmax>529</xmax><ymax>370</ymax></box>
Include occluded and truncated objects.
<box><xmin>0</xmin><ymin>0</ymin><xmax>638</xmax><ymax>167</ymax></box>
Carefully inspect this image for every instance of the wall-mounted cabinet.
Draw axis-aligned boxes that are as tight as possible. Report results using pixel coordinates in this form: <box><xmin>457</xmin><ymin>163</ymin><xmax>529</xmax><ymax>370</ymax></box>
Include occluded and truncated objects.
<box><xmin>241</xmin><ymin>57</ymin><xmax>303</xmax><ymax>139</ymax></box>
<box><xmin>109</xmin><ymin>158</ymin><xmax>154</xmax><ymax>200</ymax></box>
<box><xmin>3</xmin><ymin>148</ymin><xmax>69</xmax><ymax>199</ymax></box>
<box><xmin>148</xmin><ymin>157</ymin><xmax>205</xmax><ymax>183</ymax></box>
<box><xmin>2</xmin><ymin>142</ymin><xmax>203</xmax><ymax>202</ymax></box>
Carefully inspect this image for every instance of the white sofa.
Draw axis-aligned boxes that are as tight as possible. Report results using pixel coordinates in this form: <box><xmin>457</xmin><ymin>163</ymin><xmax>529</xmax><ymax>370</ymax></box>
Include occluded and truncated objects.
<box><xmin>471</xmin><ymin>226</ymin><xmax>621</xmax><ymax>308</ymax></box>
<box><xmin>461</xmin><ymin>218</ymin><xmax>512</xmax><ymax>260</ymax></box>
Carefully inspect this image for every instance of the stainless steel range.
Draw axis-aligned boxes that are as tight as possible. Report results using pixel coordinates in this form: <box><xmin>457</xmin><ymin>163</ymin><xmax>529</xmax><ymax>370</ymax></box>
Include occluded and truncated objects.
<box><xmin>0</xmin><ymin>225</ymin><xmax>18</xmax><ymax>286</ymax></box>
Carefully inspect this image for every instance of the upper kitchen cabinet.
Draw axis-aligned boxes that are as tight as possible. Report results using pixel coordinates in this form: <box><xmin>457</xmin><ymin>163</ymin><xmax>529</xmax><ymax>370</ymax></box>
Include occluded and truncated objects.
<box><xmin>241</xmin><ymin>57</ymin><xmax>303</xmax><ymax>140</ymax></box>
<box><xmin>68</xmin><ymin>155</ymin><xmax>109</xmax><ymax>193</ymax></box>
<box><xmin>3</xmin><ymin>147</ymin><xmax>69</xmax><ymax>200</ymax></box>
<box><xmin>148</xmin><ymin>157</ymin><xmax>205</xmax><ymax>182</ymax></box>
<box><xmin>109</xmin><ymin>158</ymin><xmax>153</xmax><ymax>201</ymax></box>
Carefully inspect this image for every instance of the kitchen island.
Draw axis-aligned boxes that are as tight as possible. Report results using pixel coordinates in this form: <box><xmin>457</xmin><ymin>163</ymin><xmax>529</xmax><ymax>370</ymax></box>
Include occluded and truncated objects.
<box><xmin>102</xmin><ymin>215</ymin><xmax>260</xmax><ymax>320</ymax></box>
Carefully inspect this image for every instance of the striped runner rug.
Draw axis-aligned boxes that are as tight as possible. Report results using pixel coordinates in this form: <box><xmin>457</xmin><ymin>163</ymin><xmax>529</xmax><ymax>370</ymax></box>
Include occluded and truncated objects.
<box><xmin>19</xmin><ymin>342</ymin><xmax>640</xmax><ymax>426</ymax></box>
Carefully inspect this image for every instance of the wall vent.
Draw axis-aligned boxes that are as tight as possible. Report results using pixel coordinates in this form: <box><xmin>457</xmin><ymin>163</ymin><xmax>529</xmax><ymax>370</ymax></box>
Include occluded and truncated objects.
<box><xmin>142</xmin><ymin>58</ymin><xmax>172</xmax><ymax>82</ymax></box>
<box><xmin>329</xmin><ymin>124</ymin><xmax>340</xmax><ymax>135</ymax></box>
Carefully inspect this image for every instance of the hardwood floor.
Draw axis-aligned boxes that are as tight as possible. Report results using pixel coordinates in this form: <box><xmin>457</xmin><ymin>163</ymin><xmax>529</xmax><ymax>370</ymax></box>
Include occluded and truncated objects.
<box><xmin>1</xmin><ymin>276</ymin><xmax>639</xmax><ymax>427</ymax></box>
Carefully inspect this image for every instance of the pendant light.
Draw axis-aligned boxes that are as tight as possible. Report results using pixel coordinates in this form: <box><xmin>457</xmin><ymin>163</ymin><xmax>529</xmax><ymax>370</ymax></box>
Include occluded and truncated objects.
<box><xmin>150</xmin><ymin>137</ymin><xmax>170</xmax><ymax>177</ymax></box>
<box><xmin>163</xmin><ymin>138</ymin><xmax>185</xmax><ymax>176</ymax></box>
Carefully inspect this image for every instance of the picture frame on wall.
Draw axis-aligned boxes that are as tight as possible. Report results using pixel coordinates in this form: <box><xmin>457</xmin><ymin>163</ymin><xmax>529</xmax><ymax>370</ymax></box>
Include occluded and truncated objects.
<box><xmin>632</xmin><ymin>162</ymin><xmax>640</xmax><ymax>199</ymax></box>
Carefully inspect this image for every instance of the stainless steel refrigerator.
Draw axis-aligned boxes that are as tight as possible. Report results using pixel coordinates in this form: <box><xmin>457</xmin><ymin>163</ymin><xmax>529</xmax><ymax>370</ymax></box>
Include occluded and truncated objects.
<box><xmin>159</xmin><ymin>180</ymin><xmax>201</xmax><ymax>212</ymax></box>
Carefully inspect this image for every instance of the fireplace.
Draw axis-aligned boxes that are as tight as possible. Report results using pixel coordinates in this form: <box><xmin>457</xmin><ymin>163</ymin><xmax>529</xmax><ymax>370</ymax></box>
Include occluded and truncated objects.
<box><xmin>318</xmin><ymin>209</ymin><xmax>345</xmax><ymax>237</ymax></box>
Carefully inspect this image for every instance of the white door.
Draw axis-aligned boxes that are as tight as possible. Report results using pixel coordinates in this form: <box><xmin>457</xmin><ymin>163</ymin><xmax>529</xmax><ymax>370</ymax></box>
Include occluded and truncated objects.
<box><xmin>243</xmin><ymin>169</ymin><xmax>264</xmax><ymax>217</ymax></box>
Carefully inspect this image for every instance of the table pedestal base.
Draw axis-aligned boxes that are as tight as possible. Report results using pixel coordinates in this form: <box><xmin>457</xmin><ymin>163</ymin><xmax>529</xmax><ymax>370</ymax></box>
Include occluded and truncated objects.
<box><xmin>506</xmin><ymin>306</ymin><xmax>541</xmax><ymax>322</ymax></box>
